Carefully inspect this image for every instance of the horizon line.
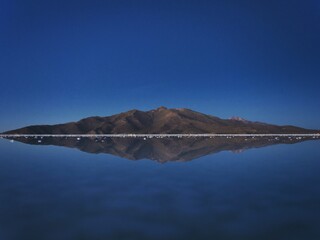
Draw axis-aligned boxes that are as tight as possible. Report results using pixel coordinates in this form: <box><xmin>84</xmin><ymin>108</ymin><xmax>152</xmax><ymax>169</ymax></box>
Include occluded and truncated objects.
<box><xmin>1</xmin><ymin>133</ymin><xmax>320</xmax><ymax>138</ymax></box>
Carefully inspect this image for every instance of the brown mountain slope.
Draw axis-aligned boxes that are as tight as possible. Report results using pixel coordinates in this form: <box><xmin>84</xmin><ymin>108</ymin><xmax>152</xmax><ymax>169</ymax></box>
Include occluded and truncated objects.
<box><xmin>4</xmin><ymin>107</ymin><xmax>318</xmax><ymax>134</ymax></box>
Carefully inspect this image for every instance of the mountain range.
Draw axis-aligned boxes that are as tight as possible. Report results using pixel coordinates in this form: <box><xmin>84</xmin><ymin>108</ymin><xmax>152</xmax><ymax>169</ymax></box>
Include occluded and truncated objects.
<box><xmin>3</xmin><ymin>107</ymin><xmax>318</xmax><ymax>134</ymax></box>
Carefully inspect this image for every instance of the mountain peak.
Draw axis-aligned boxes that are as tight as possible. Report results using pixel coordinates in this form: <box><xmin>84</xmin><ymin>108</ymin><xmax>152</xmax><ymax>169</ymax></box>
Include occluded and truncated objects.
<box><xmin>230</xmin><ymin>116</ymin><xmax>251</xmax><ymax>123</ymax></box>
<box><xmin>156</xmin><ymin>106</ymin><xmax>168</xmax><ymax>111</ymax></box>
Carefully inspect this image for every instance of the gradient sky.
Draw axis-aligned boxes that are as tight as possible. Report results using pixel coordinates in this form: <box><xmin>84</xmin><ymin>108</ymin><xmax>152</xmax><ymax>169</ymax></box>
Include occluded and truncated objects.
<box><xmin>1</xmin><ymin>0</ymin><xmax>319</xmax><ymax>132</ymax></box>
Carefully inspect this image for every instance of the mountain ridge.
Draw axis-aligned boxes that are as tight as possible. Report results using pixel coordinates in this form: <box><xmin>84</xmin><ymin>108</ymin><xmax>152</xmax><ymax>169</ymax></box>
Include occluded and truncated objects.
<box><xmin>4</xmin><ymin>107</ymin><xmax>318</xmax><ymax>134</ymax></box>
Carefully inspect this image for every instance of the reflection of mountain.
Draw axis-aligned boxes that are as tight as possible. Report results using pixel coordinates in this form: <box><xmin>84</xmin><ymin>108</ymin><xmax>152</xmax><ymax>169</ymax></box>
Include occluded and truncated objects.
<box><xmin>11</xmin><ymin>136</ymin><xmax>318</xmax><ymax>162</ymax></box>
<box><xmin>4</xmin><ymin>107</ymin><xmax>318</xmax><ymax>134</ymax></box>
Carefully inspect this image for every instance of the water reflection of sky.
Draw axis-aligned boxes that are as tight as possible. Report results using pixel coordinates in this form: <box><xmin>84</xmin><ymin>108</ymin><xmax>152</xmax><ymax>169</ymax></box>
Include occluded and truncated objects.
<box><xmin>0</xmin><ymin>139</ymin><xmax>319</xmax><ymax>240</ymax></box>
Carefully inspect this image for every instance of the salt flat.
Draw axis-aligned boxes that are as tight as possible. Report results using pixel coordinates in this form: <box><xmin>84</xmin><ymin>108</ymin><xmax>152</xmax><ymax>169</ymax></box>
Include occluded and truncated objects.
<box><xmin>1</xmin><ymin>133</ymin><xmax>319</xmax><ymax>138</ymax></box>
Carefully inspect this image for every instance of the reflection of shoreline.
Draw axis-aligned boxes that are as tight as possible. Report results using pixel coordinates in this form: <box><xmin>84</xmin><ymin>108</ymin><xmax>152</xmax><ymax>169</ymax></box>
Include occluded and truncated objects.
<box><xmin>231</xmin><ymin>149</ymin><xmax>246</xmax><ymax>154</ymax></box>
<box><xmin>1</xmin><ymin>133</ymin><xmax>320</xmax><ymax>138</ymax></box>
<box><xmin>5</xmin><ymin>136</ymin><xmax>319</xmax><ymax>163</ymax></box>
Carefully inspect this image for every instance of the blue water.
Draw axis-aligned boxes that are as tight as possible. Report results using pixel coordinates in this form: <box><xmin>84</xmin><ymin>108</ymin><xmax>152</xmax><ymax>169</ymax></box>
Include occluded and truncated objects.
<box><xmin>0</xmin><ymin>139</ymin><xmax>320</xmax><ymax>240</ymax></box>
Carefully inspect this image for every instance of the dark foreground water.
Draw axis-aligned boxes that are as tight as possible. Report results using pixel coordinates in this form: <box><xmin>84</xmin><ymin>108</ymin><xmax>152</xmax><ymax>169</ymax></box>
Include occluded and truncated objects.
<box><xmin>0</xmin><ymin>138</ymin><xmax>320</xmax><ymax>240</ymax></box>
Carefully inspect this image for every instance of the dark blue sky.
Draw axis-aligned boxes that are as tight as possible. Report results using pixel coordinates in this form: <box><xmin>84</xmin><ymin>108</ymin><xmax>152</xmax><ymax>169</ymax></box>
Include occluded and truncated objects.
<box><xmin>1</xmin><ymin>0</ymin><xmax>319</xmax><ymax>131</ymax></box>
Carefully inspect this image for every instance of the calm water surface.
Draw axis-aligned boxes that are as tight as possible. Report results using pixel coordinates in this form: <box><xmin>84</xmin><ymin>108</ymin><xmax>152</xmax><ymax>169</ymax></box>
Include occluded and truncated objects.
<box><xmin>0</xmin><ymin>138</ymin><xmax>319</xmax><ymax>240</ymax></box>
